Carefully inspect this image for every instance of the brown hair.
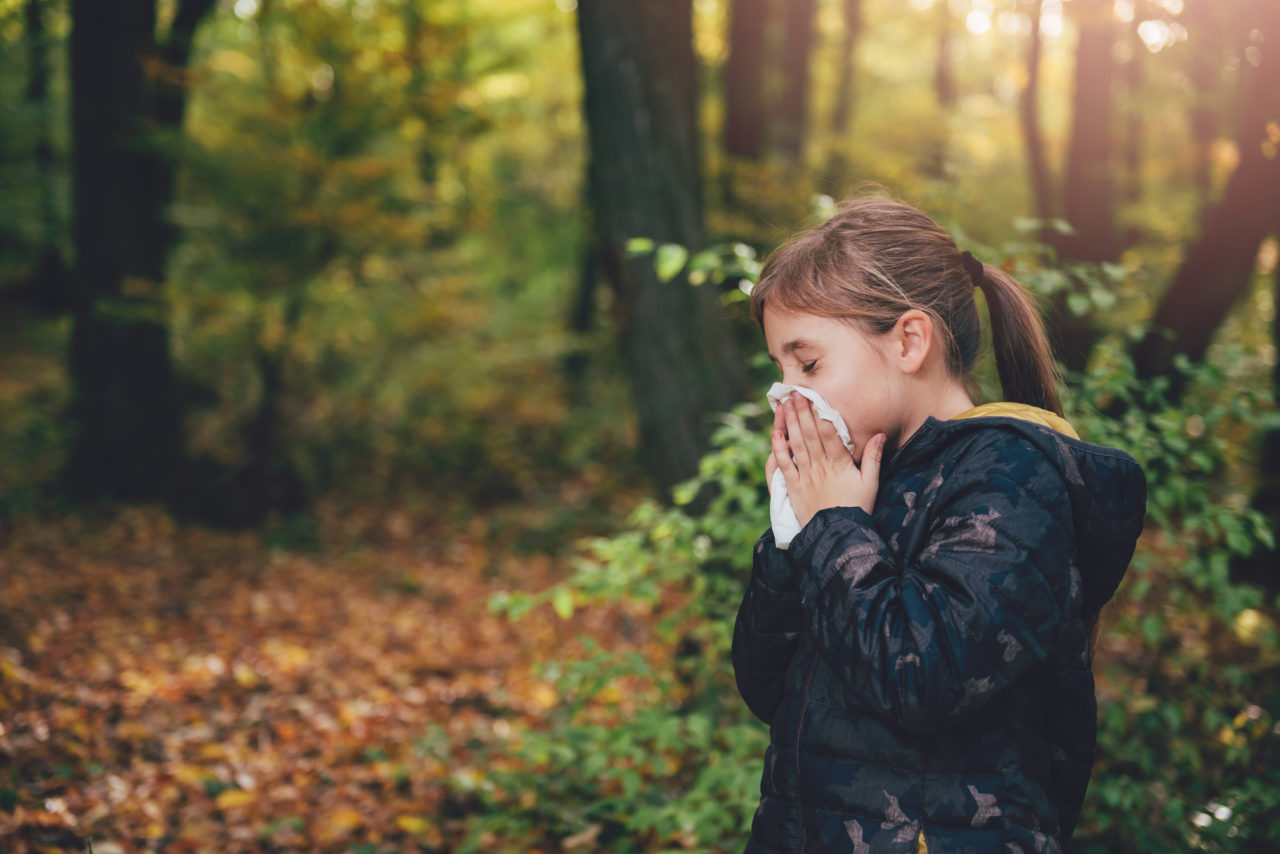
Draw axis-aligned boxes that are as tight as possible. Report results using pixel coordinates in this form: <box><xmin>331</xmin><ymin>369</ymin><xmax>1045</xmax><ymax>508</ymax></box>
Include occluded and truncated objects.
<box><xmin>750</xmin><ymin>195</ymin><xmax>1063</xmax><ymax>415</ymax></box>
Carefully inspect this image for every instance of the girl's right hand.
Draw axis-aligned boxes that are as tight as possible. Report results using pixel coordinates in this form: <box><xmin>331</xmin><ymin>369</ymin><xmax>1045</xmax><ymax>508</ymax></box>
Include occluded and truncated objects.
<box><xmin>771</xmin><ymin>394</ymin><xmax>884</xmax><ymax>526</ymax></box>
<box><xmin>764</xmin><ymin>403</ymin><xmax>784</xmax><ymax>491</ymax></box>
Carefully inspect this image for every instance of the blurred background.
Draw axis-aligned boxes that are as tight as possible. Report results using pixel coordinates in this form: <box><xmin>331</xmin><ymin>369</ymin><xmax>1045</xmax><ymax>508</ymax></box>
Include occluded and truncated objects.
<box><xmin>1</xmin><ymin>0</ymin><xmax>1279</xmax><ymax>851</ymax></box>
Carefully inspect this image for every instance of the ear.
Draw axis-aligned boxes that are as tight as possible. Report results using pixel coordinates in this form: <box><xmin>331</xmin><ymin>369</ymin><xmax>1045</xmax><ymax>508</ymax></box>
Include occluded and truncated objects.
<box><xmin>891</xmin><ymin>309</ymin><xmax>934</xmax><ymax>375</ymax></box>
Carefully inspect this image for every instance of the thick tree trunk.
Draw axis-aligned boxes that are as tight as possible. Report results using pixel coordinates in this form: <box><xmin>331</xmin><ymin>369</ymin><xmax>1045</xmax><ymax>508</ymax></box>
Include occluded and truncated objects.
<box><xmin>577</xmin><ymin>0</ymin><xmax>747</xmax><ymax>491</ymax></box>
<box><xmin>724</xmin><ymin>0</ymin><xmax>768</xmax><ymax>160</ymax></box>
<box><xmin>1132</xmin><ymin>27</ymin><xmax>1280</xmax><ymax>389</ymax></box>
<box><xmin>774</xmin><ymin>0</ymin><xmax>815</xmax><ymax>162</ymax></box>
<box><xmin>1019</xmin><ymin>0</ymin><xmax>1053</xmax><ymax>233</ymax></box>
<box><xmin>64</xmin><ymin>0</ymin><xmax>214</xmax><ymax>501</ymax></box>
<box><xmin>1061</xmin><ymin>0</ymin><xmax>1117</xmax><ymax>263</ymax></box>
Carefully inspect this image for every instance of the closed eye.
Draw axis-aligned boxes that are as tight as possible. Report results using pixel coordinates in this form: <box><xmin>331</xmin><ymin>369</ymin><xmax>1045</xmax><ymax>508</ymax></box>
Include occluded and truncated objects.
<box><xmin>801</xmin><ymin>360</ymin><xmax>817</xmax><ymax>373</ymax></box>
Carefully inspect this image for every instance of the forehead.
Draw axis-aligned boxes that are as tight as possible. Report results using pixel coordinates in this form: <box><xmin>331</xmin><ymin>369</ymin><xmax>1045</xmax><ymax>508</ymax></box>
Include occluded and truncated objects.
<box><xmin>763</xmin><ymin>308</ymin><xmax>857</xmax><ymax>355</ymax></box>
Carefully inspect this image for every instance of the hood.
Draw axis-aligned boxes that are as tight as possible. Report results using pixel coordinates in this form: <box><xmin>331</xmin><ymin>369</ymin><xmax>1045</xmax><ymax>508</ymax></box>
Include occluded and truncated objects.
<box><xmin>891</xmin><ymin>403</ymin><xmax>1147</xmax><ymax>619</ymax></box>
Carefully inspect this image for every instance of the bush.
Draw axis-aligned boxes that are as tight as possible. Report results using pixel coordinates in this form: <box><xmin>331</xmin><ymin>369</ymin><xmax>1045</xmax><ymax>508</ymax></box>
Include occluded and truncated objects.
<box><xmin>472</xmin><ymin>295</ymin><xmax>1279</xmax><ymax>853</ymax></box>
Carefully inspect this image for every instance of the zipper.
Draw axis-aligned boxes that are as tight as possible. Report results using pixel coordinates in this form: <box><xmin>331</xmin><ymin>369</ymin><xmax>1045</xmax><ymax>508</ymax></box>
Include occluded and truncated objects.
<box><xmin>793</xmin><ymin>655</ymin><xmax>818</xmax><ymax>852</ymax></box>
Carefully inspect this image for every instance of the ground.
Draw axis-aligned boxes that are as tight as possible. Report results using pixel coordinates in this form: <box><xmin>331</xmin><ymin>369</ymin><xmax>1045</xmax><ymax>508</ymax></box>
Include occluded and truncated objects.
<box><xmin>0</xmin><ymin>504</ymin><xmax>656</xmax><ymax>853</ymax></box>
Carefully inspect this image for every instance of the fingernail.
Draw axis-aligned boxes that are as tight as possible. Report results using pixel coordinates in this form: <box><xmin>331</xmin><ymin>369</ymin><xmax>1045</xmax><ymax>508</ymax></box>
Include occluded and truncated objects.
<box><xmin>773</xmin><ymin>430</ymin><xmax>784</xmax><ymax>439</ymax></box>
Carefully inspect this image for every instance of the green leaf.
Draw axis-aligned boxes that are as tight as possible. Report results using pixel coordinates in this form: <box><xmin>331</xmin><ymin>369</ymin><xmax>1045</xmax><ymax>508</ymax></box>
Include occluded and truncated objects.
<box><xmin>626</xmin><ymin>237</ymin><xmax>655</xmax><ymax>254</ymax></box>
<box><xmin>654</xmin><ymin>243</ymin><xmax>689</xmax><ymax>282</ymax></box>
<box><xmin>551</xmin><ymin>587</ymin><xmax>575</xmax><ymax>620</ymax></box>
<box><xmin>1067</xmin><ymin>292</ymin><xmax>1092</xmax><ymax>317</ymax></box>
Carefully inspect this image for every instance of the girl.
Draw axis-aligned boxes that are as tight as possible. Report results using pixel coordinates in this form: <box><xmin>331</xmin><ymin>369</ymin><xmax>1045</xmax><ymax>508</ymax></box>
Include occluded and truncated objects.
<box><xmin>732</xmin><ymin>197</ymin><xmax>1146</xmax><ymax>854</ymax></box>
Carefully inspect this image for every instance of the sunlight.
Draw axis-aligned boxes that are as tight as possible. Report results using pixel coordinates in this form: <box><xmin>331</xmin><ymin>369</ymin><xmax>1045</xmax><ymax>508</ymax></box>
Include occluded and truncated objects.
<box><xmin>1041</xmin><ymin>0</ymin><xmax>1064</xmax><ymax>39</ymax></box>
<box><xmin>966</xmin><ymin>10</ymin><xmax>991</xmax><ymax>35</ymax></box>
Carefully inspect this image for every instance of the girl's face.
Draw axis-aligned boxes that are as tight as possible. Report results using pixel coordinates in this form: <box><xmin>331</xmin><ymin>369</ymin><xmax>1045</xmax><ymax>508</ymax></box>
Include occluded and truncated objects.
<box><xmin>763</xmin><ymin>307</ymin><xmax>906</xmax><ymax>461</ymax></box>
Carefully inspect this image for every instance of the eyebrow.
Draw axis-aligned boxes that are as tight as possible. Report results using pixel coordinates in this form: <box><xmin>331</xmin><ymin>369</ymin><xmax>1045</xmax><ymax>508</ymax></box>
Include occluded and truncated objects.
<box><xmin>767</xmin><ymin>338</ymin><xmax>817</xmax><ymax>364</ymax></box>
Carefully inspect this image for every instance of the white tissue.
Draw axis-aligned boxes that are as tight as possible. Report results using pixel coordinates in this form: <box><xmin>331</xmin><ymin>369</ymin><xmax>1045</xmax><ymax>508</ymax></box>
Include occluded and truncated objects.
<box><xmin>766</xmin><ymin>383</ymin><xmax>855</xmax><ymax>549</ymax></box>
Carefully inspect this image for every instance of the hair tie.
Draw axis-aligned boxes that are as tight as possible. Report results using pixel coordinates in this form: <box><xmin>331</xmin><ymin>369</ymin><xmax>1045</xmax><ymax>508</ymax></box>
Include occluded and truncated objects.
<box><xmin>960</xmin><ymin>250</ymin><xmax>985</xmax><ymax>290</ymax></box>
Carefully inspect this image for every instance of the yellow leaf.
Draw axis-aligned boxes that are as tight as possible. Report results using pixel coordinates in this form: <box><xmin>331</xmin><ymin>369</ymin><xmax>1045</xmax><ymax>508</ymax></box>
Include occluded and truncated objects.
<box><xmin>174</xmin><ymin>765</ymin><xmax>215</xmax><ymax>787</ymax></box>
<box><xmin>318</xmin><ymin>805</ymin><xmax>363</xmax><ymax>842</ymax></box>
<box><xmin>396</xmin><ymin>815</ymin><xmax>432</xmax><ymax>834</ymax></box>
<box><xmin>215</xmin><ymin>789</ymin><xmax>254</xmax><ymax>810</ymax></box>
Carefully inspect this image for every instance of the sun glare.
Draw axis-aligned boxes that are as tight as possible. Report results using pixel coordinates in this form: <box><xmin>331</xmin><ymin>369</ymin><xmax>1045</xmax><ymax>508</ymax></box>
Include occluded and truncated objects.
<box><xmin>965</xmin><ymin>10</ymin><xmax>991</xmax><ymax>35</ymax></box>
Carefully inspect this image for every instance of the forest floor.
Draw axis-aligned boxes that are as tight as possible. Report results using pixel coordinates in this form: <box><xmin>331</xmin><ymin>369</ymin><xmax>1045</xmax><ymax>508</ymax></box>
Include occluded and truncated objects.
<box><xmin>0</xmin><ymin>504</ymin><xmax>658</xmax><ymax>853</ymax></box>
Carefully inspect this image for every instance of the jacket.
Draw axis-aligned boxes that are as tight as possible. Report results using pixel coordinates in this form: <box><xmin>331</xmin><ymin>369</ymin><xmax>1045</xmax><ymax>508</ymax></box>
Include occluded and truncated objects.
<box><xmin>732</xmin><ymin>404</ymin><xmax>1146</xmax><ymax>853</ymax></box>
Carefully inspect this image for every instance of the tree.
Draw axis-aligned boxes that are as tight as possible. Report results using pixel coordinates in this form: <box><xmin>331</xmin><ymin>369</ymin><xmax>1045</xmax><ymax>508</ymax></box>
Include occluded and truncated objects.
<box><xmin>774</xmin><ymin>0</ymin><xmax>816</xmax><ymax>162</ymax></box>
<box><xmin>1061</xmin><ymin>0</ymin><xmax>1118</xmax><ymax>263</ymax></box>
<box><xmin>1131</xmin><ymin>5</ymin><xmax>1280</xmax><ymax>389</ymax></box>
<box><xmin>829</xmin><ymin>0</ymin><xmax>862</xmax><ymax>140</ymax></box>
<box><xmin>724</xmin><ymin>0</ymin><xmax>768</xmax><ymax>161</ymax></box>
<box><xmin>576</xmin><ymin>0</ymin><xmax>748</xmax><ymax>490</ymax></box>
<box><xmin>1019</xmin><ymin>0</ymin><xmax>1053</xmax><ymax>232</ymax></box>
<box><xmin>20</xmin><ymin>0</ymin><xmax>68</xmax><ymax>313</ymax></box>
<box><xmin>63</xmin><ymin>0</ymin><xmax>216</xmax><ymax>501</ymax></box>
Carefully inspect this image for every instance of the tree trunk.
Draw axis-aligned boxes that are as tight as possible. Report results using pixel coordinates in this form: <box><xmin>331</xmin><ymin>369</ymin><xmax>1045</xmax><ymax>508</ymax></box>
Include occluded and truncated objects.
<box><xmin>829</xmin><ymin>0</ymin><xmax>862</xmax><ymax>139</ymax></box>
<box><xmin>1132</xmin><ymin>20</ymin><xmax>1280</xmax><ymax>389</ymax></box>
<box><xmin>1121</xmin><ymin>13</ymin><xmax>1143</xmax><ymax>249</ymax></box>
<box><xmin>1184</xmin><ymin>0</ymin><xmax>1225</xmax><ymax>204</ymax></box>
<box><xmin>724</xmin><ymin>0</ymin><xmax>768</xmax><ymax>160</ymax></box>
<box><xmin>929</xmin><ymin>1</ymin><xmax>956</xmax><ymax>179</ymax></box>
<box><xmin>576</xmin><ymin>0</ymin><xmax>748</xmax><ymax>491</ymax></box>
<box><xmin>774</xmin><ymin>0</ymin><xmax>815</xmax><ymax>162</ymax></box>
<box><xmin>1061</xmin><ymin>0</ymin><xmax>1117</xmax><ymax>263</ymax></box>
<box><xmin>1019</xmin><ymin>0</ymin><xmax>1053</xmax><ymax>234</ymax></box>
<box><xmin>1230</xmin><ymin>251</ymin><xmax>1280</xmax><ymax>596</ymax></box>
<box><xmin>22</xmin><ymin>0</ymin><xmax>69</xmax><ymax>313</ymax></box>
<box><xmin>64</xmin><ymin>0</ymin><xmax>214</xmax><ymax>502</ymax></box>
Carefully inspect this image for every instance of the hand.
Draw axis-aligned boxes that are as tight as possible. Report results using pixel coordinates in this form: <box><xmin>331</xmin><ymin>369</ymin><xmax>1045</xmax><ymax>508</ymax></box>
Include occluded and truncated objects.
<box><xmin>770</xmin><ymin>394</ymin><xmax>885</xmax><ymax>527</ymax></box>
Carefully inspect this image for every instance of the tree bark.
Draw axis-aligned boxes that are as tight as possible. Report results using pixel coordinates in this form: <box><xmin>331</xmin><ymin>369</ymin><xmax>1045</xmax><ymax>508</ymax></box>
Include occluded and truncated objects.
<box><xmin>1121</xmin><ymin>13</ymin><xmax>1143</xmax><ymax>249</ymax></box>
<box><xmin>1019</xmin><ymin>0</ymin><xmax>1053</xmax><ymax>234</ymax></box>
<box><xmin>928</xmin><ymin>1</ymin><xmax>956</xmax><ymax>179</ymax></box>
<box><xmin>64</xmin><ymin>0</ymin><xmax>215</xmax><ymax>502</ymax></box>
<box><xmin>829</xmin><ymin>0</ymin><xmax>862</xmax><ymax>139</ymax></box>
<box><xmin>22</xmin><ymin>0</ymin><xmax>69</xmax><ymax>313</ymax></box>
<box><xmin>1230</xmin><ymin>252</ymin><xmax>1280</xmax><ymax>596</ymax></box>
<box><xmin>1061</xmin><ymin>0</ymin><xmax>1117</xmax><ymax>263</ymax></box>
<box><xmin>774</xmin><ymin>0</ymin><xmax>815</xmax><ymax>162</ymax></box>
<box><xmin>1132</xmin><ymin>18</ymin><xmax>1280</xmax><ymax>389</ymax></box>
<box><xmin>577</xmin><ymin>0</ymin><xmax>747</xmax><ymax>491</ymax></box>
<box><xmin>724</xmin><ymin>0</ymin><xmax>768</xmax><ymax>160</ymax></box>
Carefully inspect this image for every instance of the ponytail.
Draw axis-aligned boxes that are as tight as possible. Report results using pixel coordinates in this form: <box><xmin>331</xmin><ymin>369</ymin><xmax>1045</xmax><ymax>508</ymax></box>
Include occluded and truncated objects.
<box><xmin>976</xmin><ymin>263</ymin><xmax>1063</xmax><ymax>416</ymax></box>
<box><xmin>750</xmin><ymin>194</ymin><xmax>1064</xmax><ymax>416</ymax></box>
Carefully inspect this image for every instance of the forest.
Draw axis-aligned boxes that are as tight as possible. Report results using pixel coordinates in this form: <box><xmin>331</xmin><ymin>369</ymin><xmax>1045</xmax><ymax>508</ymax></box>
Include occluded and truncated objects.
<box><xmin>1</xmin><ymin>0</ymin><xmax>1278</xmax><ymax>851</ymax></box>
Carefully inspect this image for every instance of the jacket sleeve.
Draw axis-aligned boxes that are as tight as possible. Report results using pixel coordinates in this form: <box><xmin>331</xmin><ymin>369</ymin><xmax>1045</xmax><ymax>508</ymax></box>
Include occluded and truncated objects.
<box><xmin>786</xmin><ymin>444</ymin><xmax>1077</xmax><ymax>731</ymax></box>
<box><xmin>732</xmin><ymin>529</ymin><xmax>802</xmax><ymax>725</ymax></box>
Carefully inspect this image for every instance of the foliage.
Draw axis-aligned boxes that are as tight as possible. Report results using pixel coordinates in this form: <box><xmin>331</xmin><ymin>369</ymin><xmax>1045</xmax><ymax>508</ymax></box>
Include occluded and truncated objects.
<box><xmin>0</xmin><ymin>505</ymin><xmax>640</xmax><ymax>853</ymax></box>
<box><xmin>477</xmin><ymin>269</ymin><xmax>1280</xmax><ymax>852</ymax></box>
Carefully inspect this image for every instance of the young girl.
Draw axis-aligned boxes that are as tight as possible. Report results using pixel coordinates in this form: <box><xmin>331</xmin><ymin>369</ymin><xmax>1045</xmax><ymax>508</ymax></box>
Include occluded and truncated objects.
<box><xmin>732</xmin><ymin>197</ymin><xmax>1146</xmax><ymax>854</ymax></box>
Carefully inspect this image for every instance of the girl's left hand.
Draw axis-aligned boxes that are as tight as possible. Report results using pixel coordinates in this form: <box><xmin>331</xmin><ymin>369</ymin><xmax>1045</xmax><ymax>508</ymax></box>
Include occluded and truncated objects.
<box><xmin>772</xmin><ymin>394</ymin><xmax>885</xmax><ymax>528</ymax></box>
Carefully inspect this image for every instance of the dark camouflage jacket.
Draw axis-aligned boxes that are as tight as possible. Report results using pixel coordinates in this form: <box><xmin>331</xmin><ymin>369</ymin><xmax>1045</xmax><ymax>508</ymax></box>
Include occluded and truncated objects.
<box><xmin>733</xmin><ymin>408</ymin><xmax>1146</xmax><ymax>854</ymax></box>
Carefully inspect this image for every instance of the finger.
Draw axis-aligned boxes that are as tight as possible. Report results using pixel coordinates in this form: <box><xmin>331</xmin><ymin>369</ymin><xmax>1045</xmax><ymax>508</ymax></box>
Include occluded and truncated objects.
<box><xmin>782</xmin><ymin>400</ymin><xmax>810</xmax><ymax>468</ymax></box>
<box><xmin>815</xmin><ymin>416</ymin><xmax>847</xmax><ymax>460</ymax></box>
<box><xmin>771</xmin><ymin>428</ymin><xmax>795</xmax><ymax>477</ymax></box>
<box><xmin>773</xmin><ymin>401</ymin><xmax>788</xmax><ymax>438</ymax></box>
<box><xmin>861</xmin><ymin>433</ymin><xmax>886</xmax><ymax>482</ymax></box>
<box><xmin>765</xmin><ymin>450</ymin><xmax>778</xmax><ymax>483</ymax></box>
<box><xmin>792</xmin><ymin>395</ymin><xmax>828</xmax><ymax>459</ymax></box>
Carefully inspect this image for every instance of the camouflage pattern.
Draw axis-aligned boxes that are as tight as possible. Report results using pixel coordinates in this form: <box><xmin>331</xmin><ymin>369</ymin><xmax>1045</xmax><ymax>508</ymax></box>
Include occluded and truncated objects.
<box><xmin>733</xmin><ymin>414</ymin><xmax>1146</xmax><ymax>853</ymax></box>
